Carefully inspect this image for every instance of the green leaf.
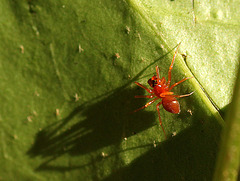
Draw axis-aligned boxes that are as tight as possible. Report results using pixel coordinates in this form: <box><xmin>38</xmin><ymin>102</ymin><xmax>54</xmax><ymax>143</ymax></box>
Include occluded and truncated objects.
<box><xmin>213</xmin><ymin>67</ymin><xmax>240</xmax><ymax>181</ymax></box>
<box><xmin>0</xmin><ymin>0</ymin><xmax>239</xmax><ymax>180</ymax></box>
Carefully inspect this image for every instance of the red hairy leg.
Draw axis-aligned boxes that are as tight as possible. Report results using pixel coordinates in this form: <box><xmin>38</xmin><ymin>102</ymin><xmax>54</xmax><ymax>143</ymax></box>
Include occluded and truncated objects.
<box><xmin>156</xmin><ymin>101</ymin><xmax>166</xmax><ymax>139</ymax></box>
<box><xmin>167</xmin><ymin>43</ymin><xmax>181</xmax><ymax>87</ymax></box>
<box><xmin>135</xmin><ymin>95</ymin><xmax>155</xmax><ymax>98</ymax></box>
<box><xmin>155</xmin><ymin>66</ymin><xmax>161</xmax><ymax>84</ymax></box>
<box><xmin>133</xmin><ymin>97</ymin><xmax>159</xmax><ymax>113</ymax></box>
<box><xmin>173</xmin><ymin>92</ymin><xmax>194</xmax><ymax>98</ymax></box>
<box><xmin>169</xmin><ymin>77</ymin><xmax>193</xmax><ymax>91</ymax></box>
<box><xmin>135</xmin><ymin>82</ymin><xmax>153</xmax><ymax>94</ymax></box>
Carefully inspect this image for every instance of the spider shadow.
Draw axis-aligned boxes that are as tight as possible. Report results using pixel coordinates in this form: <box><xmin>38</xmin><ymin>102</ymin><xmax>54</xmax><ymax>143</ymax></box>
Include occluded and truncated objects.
<box><xmin>27</xmin><ymin>84</ymin><xmax>156</xmax><ymax>170</ymax></box>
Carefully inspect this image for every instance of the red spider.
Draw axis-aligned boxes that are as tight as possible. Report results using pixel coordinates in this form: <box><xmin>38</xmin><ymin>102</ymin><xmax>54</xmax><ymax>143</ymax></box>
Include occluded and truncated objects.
<box><xmin>134</xmin><ymin>43</ymin><xmax>193</xmax><ymax>138</ymax></box>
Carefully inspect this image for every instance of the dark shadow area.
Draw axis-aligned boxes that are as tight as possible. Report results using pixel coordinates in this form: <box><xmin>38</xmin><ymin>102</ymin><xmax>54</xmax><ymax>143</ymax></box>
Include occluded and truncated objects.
<box><xmin>27</xmin><ymin>85</ymin><xmax>156</xmax><ymax>170</ymax></box>
<box><xmin>104</xmin><ymin>103</ymin><xmax>223</xmax><ymax>181</ymax></box>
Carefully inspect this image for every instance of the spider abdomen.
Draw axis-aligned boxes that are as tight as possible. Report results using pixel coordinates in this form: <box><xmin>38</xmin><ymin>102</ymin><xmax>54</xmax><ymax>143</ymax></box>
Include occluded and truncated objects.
<box><xmin>162</xmin><ymin>97</ymin><xmax>180</xmax><ymax>114</ymax></box>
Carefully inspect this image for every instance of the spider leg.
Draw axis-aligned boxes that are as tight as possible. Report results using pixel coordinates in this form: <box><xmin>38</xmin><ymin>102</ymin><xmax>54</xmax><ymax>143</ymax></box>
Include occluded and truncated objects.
<box><xmin>173</xmin><ymin>91</ymin><xmax>194</xmax><ymax>98</ymax></box>
<box><xmin>169</xmin><ymin>77</ymin><xmax>193</xmax><ymax>91</ymax></box>
<box><xmin>135</xmin><ymin>95</ymin><xmax>155</xmax><ymax>98</ymax></box>
<box><xmin>156</xmin><ymin>101</ymin><xmax>167</xmax><ymax>139</ymax></box>
<box><xmin>161</xmin><ymin>77</ymin><xmax>166</xmax><ymax>84</ymax></box>
<box><xmin>135</xmin><ymin>82</ymin><xmax>153</xmax><ymax>94</ymax></box>
<box><xmin>133</xmin><ymin>97</ymin><xmax>159</xmax><ymax>113</ymax></box>
<box><xmin>156</xmin><ymin>66</ymin><xmax>161</xmax><ymax>84</ymax></box>
<box><xmin>167</xmin><ymin>43</ymin><xmax>181</xmax><ymax>87</ymax></box>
